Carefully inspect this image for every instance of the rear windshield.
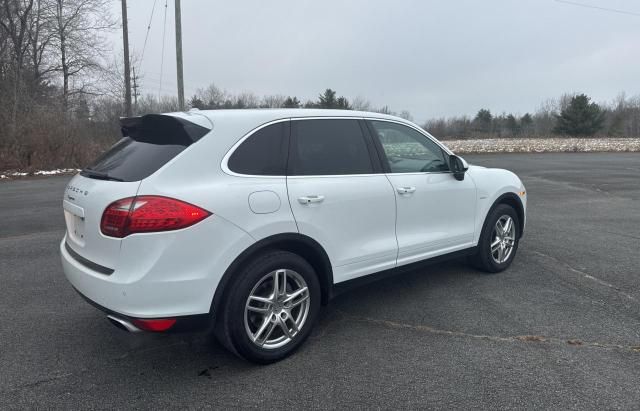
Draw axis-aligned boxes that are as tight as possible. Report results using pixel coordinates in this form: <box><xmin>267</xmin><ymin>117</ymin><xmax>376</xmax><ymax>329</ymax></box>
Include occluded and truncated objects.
<box><xmin>82</xmin><ymin>115</ymin><xmax>210</xmax><ymax>182</ymax></box>
<box><xmin>84</xmin><ymin>138</ymin><xmax>187</xmax><ymax>182</ymax></box>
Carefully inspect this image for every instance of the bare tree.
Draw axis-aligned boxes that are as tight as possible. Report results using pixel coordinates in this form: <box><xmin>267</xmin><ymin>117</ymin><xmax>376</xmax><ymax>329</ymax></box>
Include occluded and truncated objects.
<box><xmin>27</xmin><ymin>0</ymin><xmax>56</xmax><ymax>81</ymax></box>
<box><xmin>0</xmin><ymin>0</ymin><xmax>35</xmax><ymax>134</ymax></box>
<box><xmin>193</xmin><ymin>83</ymin><xmax>227</xmax><ymax>108</ymax></box>
<box><xmin>398</xmin><ymin>110</ymin><xmax>413</xmax><ymax>121</ymax></box>
<box><xmin>261</xmin><ymin>94</ymin><xmax>286</xmax><ymax>108</ymax></box>
<box><xmin>100</xmin><ymin>51</ymin><xmax>143</xmax><ymax>115</ymax></box>
<box><xmin>234</xmin><ymin>91</ymin><xmax>259</xmax><ymax>108</ymax></box>
<box><xmin>49</xmin><ymin>0</ymin><xmax>113</xmax><ymax>111</ymax></box>
<box><xmin>350</xmin><ymin>96</ymin><xmax>371</xmax><ymax>111</ymax></box>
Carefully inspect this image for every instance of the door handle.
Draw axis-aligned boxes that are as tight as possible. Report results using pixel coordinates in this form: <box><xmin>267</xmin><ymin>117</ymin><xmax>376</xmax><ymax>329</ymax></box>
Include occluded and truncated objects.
<box><xmin>396</xmin><ymin>186</ymin><xmax>416</xmax><ymax>195</ymax></box>
<box><xmin>298</xmin><ymin>195</ymin><xmax>325</xmax><ymax>205</ymax></box>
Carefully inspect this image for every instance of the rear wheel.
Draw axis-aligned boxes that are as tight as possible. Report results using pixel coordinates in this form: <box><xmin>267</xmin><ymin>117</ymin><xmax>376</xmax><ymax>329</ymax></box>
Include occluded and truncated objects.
<box><xmin>216</xmin><ymin>251</ymin><xmax>320</xmax><ymax>363</ymax></box>
<box><xmin>471</xmin><ymin>204</ymin><xmax>520</xmax><ymax>273</ymax></box>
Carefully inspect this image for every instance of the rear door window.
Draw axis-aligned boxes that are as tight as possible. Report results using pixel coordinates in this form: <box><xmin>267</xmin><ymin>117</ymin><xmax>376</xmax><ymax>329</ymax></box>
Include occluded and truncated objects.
<box><xmin>82</xmin><ymin>115</ymin><xmax>210</xmax><ymax>182</ymax></box>
<box><xmin>290</xmin><ymin>119</ymin><xmax>374</xmax><ymax>175</ymax></box>
<box><xmin>228</xmin><ymin>121</ymin><xmax>290</xmax><ymax>175</ymax></box>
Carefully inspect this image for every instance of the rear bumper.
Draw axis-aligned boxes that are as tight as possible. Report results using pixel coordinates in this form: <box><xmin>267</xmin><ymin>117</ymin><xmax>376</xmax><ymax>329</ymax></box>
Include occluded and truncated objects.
<box><xmin>60</xmin><ymin>215</ymin><xmax>255</xmax><ymax>321</ymax></box>
<box><xmin>61</xmin><ymin>236</ymin><xmax>213</xmax><ymax>319</ymax></box>
<box><xmin>71</xmin><ymin>284</ymin><xmax>210</xmax><ymax>333</ymax></box>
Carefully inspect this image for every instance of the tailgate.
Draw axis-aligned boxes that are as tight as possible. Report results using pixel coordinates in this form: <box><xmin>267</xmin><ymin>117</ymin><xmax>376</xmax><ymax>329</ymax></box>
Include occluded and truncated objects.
<box><xmin>62</xmin><ymin>113</ymin><xmax>211</xmax><ymax>271</ymax></box>
<box><xmin>63</xmin><ymin>174</ymin><xmax>141</xmax><ymax>270</ymax></box>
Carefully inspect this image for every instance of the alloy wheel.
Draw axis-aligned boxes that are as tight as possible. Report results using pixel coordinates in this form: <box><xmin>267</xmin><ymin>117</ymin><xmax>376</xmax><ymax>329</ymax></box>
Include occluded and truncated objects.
<box><xmin>490</xmin><ymin>215</ymin><xmax>516</xmax><ymax>264</ymax></box>
<box><xmin>244</xmin><ymin>269</ymin><xmax>310</xmax><ymax>349</ymax></box>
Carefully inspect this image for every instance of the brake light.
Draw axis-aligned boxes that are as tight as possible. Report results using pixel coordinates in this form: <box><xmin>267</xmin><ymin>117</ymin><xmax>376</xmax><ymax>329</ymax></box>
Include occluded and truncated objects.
<box><xmin>100</xmin><ymin>196</ymin><xmax>211</xmax><ymax>238</ymax></box>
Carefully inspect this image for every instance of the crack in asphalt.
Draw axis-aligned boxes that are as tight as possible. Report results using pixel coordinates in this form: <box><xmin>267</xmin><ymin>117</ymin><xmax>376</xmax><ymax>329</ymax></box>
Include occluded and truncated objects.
<box><xmin>522</xmin><ymin>175</ymin><xmax>640</xmax><ymax>201</ymax></box>
<box><xmin>601</xmin><ymin>230</ymin><xmax>640</xmax><ymax>241</ymax></box>
<box><xmin>2</xmin><ymin>372</ymin><xmax>75</xmax><ymax>393</ymax></box>
<box><xmin>336</xmin><ymin>310</ymin><xmax>640</xmax><ymax>354</ymax></box>
<box><xmin>332</xmin><ymin>247</ymin><xmax>640</xmax><ymax>354</ymax></box>
<box><xmin>531</xmin><ymin>250</ymin><xmax>637</xmax><ymax>302</ymax></box>
<box><xmin>2</xmin><ymin>341</ymin><xmax>192</xmax><ymax>393</ymax></box>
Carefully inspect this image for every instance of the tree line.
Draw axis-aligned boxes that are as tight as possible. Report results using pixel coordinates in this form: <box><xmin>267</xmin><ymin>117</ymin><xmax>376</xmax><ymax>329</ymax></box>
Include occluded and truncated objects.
<box><xmin>0</xmin><ymin>0</ymin><xmax>116</xmax><ymax>170</ymax></box>
<box><xmin>187</xmin><ymin>85</ymin><xmax>413</xmax><ymax>120</ymax></box>
<box><xmin>426</xmin><ymin>93</ymin><xmax>640</xmax><ymax>140</ymax></box>
<box><xmin>2</xmin><ymin>1</ymin><xmax>640</xmax><ymax>171</ymax></box>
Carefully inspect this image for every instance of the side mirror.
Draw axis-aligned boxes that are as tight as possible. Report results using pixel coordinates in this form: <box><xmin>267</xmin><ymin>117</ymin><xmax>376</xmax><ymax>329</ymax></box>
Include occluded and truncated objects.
<box><xmin>450</xmin><ymin>155</ymin><xmax>468</xmax><ymax>181</ymax></box>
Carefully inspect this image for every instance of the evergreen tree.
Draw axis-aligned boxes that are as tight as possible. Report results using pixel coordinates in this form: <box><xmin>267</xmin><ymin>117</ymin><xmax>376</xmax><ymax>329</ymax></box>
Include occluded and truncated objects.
<box><xmin>318</xmin><ymin>89</ymin><xmax>337</xmax><ymax>108</ymax></box>
<box><xmin>554</xmin><ymin>94</ymin><xmax>604</xmax><ymax>136</ymax></box>
<box><xmin>520</xmin><ymin>113</ymin><xmax>533</xmax><ymax>134</ymax></box>
<box><xmin>336</xmin><ymin>96</ymin><xmax>350</xmax><ymax>109</ymax></box>
<box><xmin>282</xmin><ymin>96</ymin><xmax>301</xmax><ymax>108</ymax></box>
<box><xmin>189</xmin><ymin>96</ymin><xmax>205</xmax><ymax>110</ymax></box>
<box><xmin>506</xmin><ymin>114</ymin><xmax>519</xmax><ymax>135</ymax></box>
<box><xmin>303</xmin><ymin>100</ymin><xmax>318</xmax><ymax>108</ymax></box>
<box><xmin>474</xmin><ymin>109</ymin><xmax>493</xmax><ymax>133</ymax></box>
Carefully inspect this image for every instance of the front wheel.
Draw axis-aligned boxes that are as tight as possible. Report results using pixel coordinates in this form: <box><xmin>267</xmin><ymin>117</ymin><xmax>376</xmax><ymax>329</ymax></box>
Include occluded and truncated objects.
<box><xmin>471</xmin><ymin>204</ymin><xmax>520</xmax><ymax>273</ymax></box>
<box><xmin>216</xmin><ymin>251</ymin><xmax>321</xmax><ymax>363</ymax></box>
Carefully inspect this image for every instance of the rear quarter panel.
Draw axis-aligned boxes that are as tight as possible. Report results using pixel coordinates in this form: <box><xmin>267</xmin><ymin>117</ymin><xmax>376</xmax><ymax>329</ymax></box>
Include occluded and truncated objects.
<box><xmin>137</xmin><ymin>116</ymin><xmax>298</xmax><ymax>241</ymax></box>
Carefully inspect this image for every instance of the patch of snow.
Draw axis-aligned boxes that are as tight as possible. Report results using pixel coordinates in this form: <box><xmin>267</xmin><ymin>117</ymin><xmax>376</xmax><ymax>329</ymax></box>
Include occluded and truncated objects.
<box><xmin>33</xmin><ymin>168</ymin><xmax>80</xmax><ymax>176</ymax></box>
<box><xmin>0</xmin><ymin>168</ymin><xmax>80</xmax><ymax>180</ymax></box>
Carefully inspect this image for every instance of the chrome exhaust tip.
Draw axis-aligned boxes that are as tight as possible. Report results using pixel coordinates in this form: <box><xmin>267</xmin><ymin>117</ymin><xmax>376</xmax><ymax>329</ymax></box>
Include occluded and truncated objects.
<box><xmin>107</xmin><ymin>315</ymin><xmax>142</xmax><ymax>333</ymax></box>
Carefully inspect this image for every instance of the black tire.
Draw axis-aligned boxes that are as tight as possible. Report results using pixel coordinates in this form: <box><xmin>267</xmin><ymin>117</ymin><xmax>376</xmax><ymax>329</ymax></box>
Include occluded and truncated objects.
<box><xmin>215</xmin><ymin>250</ymin><xmax>321</xmax><ymax>364</ymax></box>
<box><xmin>471</xmin><ymin>204</ymin><xmax>520</xmax><ymax>273</ymax></box>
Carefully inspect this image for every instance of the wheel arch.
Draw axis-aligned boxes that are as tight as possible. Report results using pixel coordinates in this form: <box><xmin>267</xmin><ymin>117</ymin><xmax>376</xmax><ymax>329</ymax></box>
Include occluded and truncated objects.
<box><xmin>482</xmin><ymin>193</ymin><xmax>525</xmax><ymax>239</ymax></box>
<box><xmin>210</xmin><ymin>233</ymin><xmax>334</xmax><ymax>317</ymax></box>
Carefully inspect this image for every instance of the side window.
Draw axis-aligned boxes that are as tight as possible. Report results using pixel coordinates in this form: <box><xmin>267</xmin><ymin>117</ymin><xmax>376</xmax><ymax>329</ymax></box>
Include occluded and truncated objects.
<box><xmin>291</xmin><ymin>119</ymin><xmax>374</xmax><ymax>176</ymax></box>
<box><xmin>369</xmin><ymin>121</ymin><xmax>449</xmax><ymax>173</ymax></box>
<box><xmin>228</xmin><ymin>121</ymin><xmax>289</xmax><ymax>175</ymax></box>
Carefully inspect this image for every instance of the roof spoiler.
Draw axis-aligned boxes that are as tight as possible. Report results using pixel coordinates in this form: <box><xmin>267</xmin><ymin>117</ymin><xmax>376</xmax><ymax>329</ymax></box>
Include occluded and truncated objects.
<box><xmin>119</xmin><ymin>114</ymin><xmax>211</xmax><ymax>145</ymax></box>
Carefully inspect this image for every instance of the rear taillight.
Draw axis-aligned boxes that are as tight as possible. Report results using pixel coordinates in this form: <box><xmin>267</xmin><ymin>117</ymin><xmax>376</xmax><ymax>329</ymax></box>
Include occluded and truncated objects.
<box><xmin>100</xmin><ymin>196</ymin><xmax>211</xmax><ymax>238</ymax></box>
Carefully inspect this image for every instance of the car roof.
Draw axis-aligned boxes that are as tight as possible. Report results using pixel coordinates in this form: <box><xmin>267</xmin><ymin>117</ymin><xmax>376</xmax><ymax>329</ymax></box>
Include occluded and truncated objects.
<box><xmin>162</xmin><ymin>109</ymin><xmax>441</xmax><ymax>158</ymax></box>
<box><xmin>168</xmin><ymin>108</ymin><xmax>414</xmax><ymax>128</ymax></box>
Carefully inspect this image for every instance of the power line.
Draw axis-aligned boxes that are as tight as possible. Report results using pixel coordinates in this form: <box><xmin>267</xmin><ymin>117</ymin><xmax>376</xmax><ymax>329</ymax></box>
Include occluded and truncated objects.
<box><xmin>139</xmin><ymin>0</ymin><xmax>158</xmax><ymax>65</ymax></box>
<box><xmin>159</xmin><ymin>0</ymin><xmax>168</xmax><ymax>96</ymax></box>
<box><xmin>142</xmin><ymin>72</ymin><xmax>203</xmax><ymax>88</ymax></box>
<box><xmin>555</xmin><ymin>0</ymin><xmax>640</xmax><ymax>17</ymax></box>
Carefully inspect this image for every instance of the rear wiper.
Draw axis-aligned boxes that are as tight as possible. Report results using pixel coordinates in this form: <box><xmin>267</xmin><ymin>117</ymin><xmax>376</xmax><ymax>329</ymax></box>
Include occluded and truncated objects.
<box><xmin>81</xmin><ymin>168</ymin><xmax>125</xmax><ymax>182</ymax></box>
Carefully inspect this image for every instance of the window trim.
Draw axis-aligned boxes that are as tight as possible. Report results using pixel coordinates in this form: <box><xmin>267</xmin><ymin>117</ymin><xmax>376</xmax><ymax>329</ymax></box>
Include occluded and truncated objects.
<box><xmin>221</xmin><ymin>116</ymin><xmax>452</xmax><ymax>178</ymax></box>
<box><xmin>364</xmin><ymin>118</ymin><xmax>454</xmax><ymax>175</ymax></box>
<box><xmin>288</xmin><ymin>117</ymin><xmax>381</xmax><ymax>177</ymax></box>
<box><xmin>221</xmin><ymin>118</ymin><xmax>291</xmax><ymax>178</ymax></box>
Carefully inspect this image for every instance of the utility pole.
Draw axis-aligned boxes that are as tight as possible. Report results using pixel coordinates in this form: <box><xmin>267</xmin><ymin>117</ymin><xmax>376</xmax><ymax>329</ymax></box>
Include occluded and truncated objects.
<box><xmin>174</xmin><ymin>0</ymin><xmax>185</xmax><ymax>111</ymax></box>
<box><xmin>121</xmin><ymin>0</ymin><xmax>132</xmax><ymax>117</ymax></box>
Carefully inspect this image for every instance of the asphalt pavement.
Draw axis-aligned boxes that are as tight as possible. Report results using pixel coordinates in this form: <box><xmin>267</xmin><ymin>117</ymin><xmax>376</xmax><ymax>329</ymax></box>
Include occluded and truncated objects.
<box><xmin>1</xmin><ymin>152</ymin><xmax>639</xmax><ymax>409</ymax></box>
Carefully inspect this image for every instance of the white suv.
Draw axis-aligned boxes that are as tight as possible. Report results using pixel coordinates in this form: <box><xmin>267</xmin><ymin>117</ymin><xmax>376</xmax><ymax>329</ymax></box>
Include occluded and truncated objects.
<box><xmin>60</xmin><ymin>109</ymin><xmax>526</xmax><ymax>363</ymax></box>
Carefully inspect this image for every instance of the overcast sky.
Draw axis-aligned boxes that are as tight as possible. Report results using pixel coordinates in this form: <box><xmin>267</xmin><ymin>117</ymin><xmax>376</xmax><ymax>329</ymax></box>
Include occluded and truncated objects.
<box><xmin>109</xmin><ymin>0</ymin><xmax>640</xmax><ymax>123</ymax></box>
